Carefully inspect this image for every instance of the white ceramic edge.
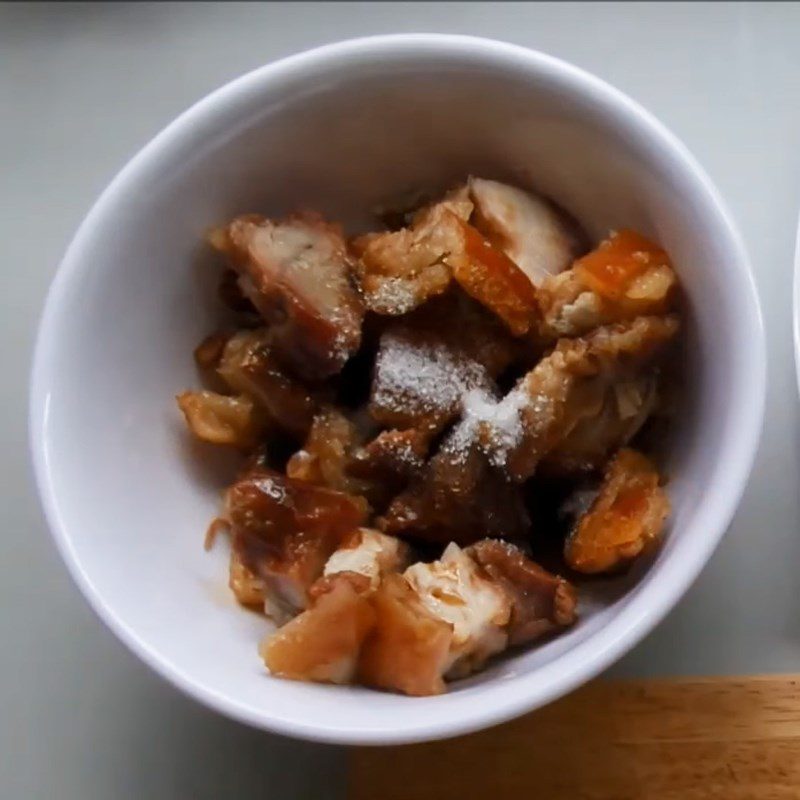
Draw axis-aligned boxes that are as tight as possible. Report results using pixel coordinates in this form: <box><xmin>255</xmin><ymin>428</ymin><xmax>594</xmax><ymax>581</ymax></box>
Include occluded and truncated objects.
<box><xmin>29</xmin><ymin>33</ymin><xmax>766</xmax><ymax>746</ymax></box>
<box><xmin>794</xmin><ymin>210</ymin><xmax>800</xmax><ymax>397</ymax></box>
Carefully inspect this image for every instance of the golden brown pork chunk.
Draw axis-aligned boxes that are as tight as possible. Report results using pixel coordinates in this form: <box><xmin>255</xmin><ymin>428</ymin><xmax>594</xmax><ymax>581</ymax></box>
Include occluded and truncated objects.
<box><xmin>379</xmin><ymin>419</ymin><xmax>530</xmax><ymax>546</ymax></box>
<box><xmin>224</xmin><ymin>466</ymin><xmax>368</xmax><ymax>623</ymax></box>
<box><xmin>216</xmin><ymin>328</ymin><xmax>320</xmax><ymax>438</ymax></box>
<box><xmin>354</xmin><ymin>188</ymin><xmax>541</xmax><ymax>335</ymax></box>
<box><xmin>445</xmin><ymin>215</ymin><xmax>541</xmax><ymax>336</ymax></box>
<box><xmin>538</xmin><ymin>230</ymin><xmax>678</xmax><ymax>339</ymax></box>
<box><xmin>352</xmin><ymin>191</ymin><xmax>473</xmax><ymax>316</ymax></box>
<box><xmin>285</xmin><ymin>407</ymin><xmax>368</xmax><ymax>494</ymax></box>
<box><xmin>467</xmin><ymin>539</ymin><xmax>577</xmax><ymax>644</ymax></box>
<box><xmin>211</xmin><ymin>212</ymin><xmax>365</xmax><ymax>380</ymax></box>
<box><xmin>358</xmin><ymin>574</ymin><xmax>454</xmax><ymax>696</ymax></box>
<box><xmin>476</xmin><ymin>315</ymin><xmax>679</xmax><ymax>481</ymax></box>
<box><xmin>348</xmin><ymin>428</ymin><xmax>429</xmax><ymax>483</ymax></box>
<box><xmin>287</xmin><ymin>409</ymin><xmax>430</xmax><ymax>510</ymax></box>
<box><xmin>176</xmin><ymin>390</ymin><xmax>267</xmax><ymax>448</ymax></box>
<box><xmin>540</xmin><ymin>371</ymin><xmax>659</xmax><ymax>476</ymax></box>
<box><xmin>564</xmin><ymin>448</ymin><xmax>670</xmax><ymax>574</ymax></box>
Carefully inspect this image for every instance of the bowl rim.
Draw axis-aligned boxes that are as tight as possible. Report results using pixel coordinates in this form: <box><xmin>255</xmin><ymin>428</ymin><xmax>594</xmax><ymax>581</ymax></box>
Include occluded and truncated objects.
<box><xmin>29</xmin><ymin>33</ymin><xmax>766</xmax><ymax>745</ymax></box>
<box><xmin>794</xmin><ymin>212</ymin><xmax>800</xmax><ymax>396</ymax></box>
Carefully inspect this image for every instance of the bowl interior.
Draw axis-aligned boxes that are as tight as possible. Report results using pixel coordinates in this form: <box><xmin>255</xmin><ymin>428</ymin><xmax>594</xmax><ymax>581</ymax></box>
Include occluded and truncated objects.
<box><xmin>32</xmin><ymin>38</ymin><xmax>761</xmax><ymax>743</ymax></box>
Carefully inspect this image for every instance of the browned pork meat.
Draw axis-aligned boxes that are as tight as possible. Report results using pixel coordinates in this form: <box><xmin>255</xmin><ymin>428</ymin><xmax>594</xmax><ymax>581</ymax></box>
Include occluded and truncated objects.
<box><xmin>564</xmin><ymin>448</ymin><xmax>670</xmax><ymax>574</ymax></box>
<box><xmin>211</xmin><ymin>212</ymin><xmax>365</xmax><ymax>380</ymax></box>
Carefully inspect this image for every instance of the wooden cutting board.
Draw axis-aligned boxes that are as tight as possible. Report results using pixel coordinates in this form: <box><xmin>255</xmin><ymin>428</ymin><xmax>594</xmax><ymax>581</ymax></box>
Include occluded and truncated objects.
<box><xmin>349</xmin><ymin>675</ymin><xmax>800</xmax><ymax>799</ymax></box>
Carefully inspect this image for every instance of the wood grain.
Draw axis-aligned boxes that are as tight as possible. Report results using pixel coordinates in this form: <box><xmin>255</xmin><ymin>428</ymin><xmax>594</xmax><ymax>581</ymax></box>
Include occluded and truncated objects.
<box><xmin>349</xmin><ymin>676</ymin><xmax>800</xmax><ymax>800</ymax></box>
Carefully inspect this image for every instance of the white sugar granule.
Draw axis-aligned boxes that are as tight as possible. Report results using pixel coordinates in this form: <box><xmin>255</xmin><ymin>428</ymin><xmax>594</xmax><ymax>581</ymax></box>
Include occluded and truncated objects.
<box><xmin>369</xmin><ymin>278</ymin><xmax>418</xmax><ymax>315</ymax></box>
<box><xmin>458</xmin><ymin>378</ymin><xmax>554</xmax><ymax>468</ymax></box>
<box><xmin>373</xmin><ymin>331</ymin><xmax>491</xmax><ymax>418</ymax></box>
<box><xmin>461</xmin><ymin>386</ymin><xmax>528</xmax><ymax>467</ymax></box>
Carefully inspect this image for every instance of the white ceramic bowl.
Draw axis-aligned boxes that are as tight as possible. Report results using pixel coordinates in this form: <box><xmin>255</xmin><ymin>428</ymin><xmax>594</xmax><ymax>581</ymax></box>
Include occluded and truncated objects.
<box><xmin>30</xmin><ymin>34</ymin><xmax>765</xmax><ymax>745</ymax></box>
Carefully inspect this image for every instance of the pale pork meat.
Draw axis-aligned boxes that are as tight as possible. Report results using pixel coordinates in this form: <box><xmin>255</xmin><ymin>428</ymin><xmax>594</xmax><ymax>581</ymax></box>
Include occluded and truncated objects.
<box><xmin>262</xmin><ymin>572</ymin><xmax>375</xmax><ymax>684</ymax></box>
<box><xmin>468</xmin><ymin>177</ymin><xmax>584</xmax><ymax>287</ymax></box>
<box><xmin>323</xmin><ymin>527</ymin><xmax>410</xmax><ymax>590</ymax></box>
<box><xmin>404</xmin><ymin>543</ymin><xmax>512</xmax><ymax>678</ymax></box>
<box><xmin>262</xmin><ymin>529</ymin><xmax>410</xmax><ymax>684</ymax></box>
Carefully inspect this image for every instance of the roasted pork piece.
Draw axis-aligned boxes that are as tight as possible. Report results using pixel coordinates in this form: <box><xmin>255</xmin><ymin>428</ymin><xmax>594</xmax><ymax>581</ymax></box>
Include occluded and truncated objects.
<box><xmin>359</xmin><ymin>573</ymin><xmax>454</xmax><ymax>696</ymax></box>
<box><xmin>217</xmin><ymin>328</ymin><xmax>320</xmax><ymax>437</ymax></box>
<box><xmin>262</xmin><ymin>572</ymin><xmax>376</xmax><ymax>684</ymax></box>
<box><xmin>379</xmin><ymin>420</ymin><xmax>530</xmax><ymax>545</ymax></box>
<box><xmin>261</xmin><ymin>534</ymin><xmax>576</xmax><ymax>694</ymax></box>
<box><xmin>224</xmin><ymin>465</ymin><xmax>368</xmax><ymax>623</ymax></box>
<box><xmin>262</xmin><ymin>529</ymin><xmax>409</xmax><ymax>684</ymax></box>
<box><xmin>179</xmin><ymin>178</ymin><xmax>681</xmax><ymax>697</ymax></box>
<box><xmin>564</xmin><ymin>448</ymin><xmax>670</xmax><ymax>574</ymax></box>
<box><xmin>177</xmin><ymin>390</ymin><xmax>267</xmax><ymax>449</ymax></box>
<box><xmin>352</xmin><ymin>190</ymin><xmax>472</xmax><ymax>316</ymax></box>
<box><xmin>467</xmin><ymin>539</ymin><xmax>577</xmax><ymax>644</ymax></box>
<box><xmin>538</xmin><ymin>230</ymin><xmax>678</xmax><ymax>339</ymax></box>
<box><xmin>468</xmin><ymin>177</ymin><xmax>585</xmax><ymax>287</ymax></box>
<box><xmin>476</xmin><ymin>315</ymin><xmax>679</xmax><ymax>481</ymax></box>
<box><xmin>211</xmin><ymin>212</ymin><xmax>365</xmax><ymax>380</ymax></box>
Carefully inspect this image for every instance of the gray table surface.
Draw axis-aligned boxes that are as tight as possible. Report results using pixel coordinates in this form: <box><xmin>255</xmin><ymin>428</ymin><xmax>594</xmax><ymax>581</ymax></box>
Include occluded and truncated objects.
<box><xmin>3</xmin><ymin>2</ymin><xmax>800</xmax><ymax>797</ymax></box>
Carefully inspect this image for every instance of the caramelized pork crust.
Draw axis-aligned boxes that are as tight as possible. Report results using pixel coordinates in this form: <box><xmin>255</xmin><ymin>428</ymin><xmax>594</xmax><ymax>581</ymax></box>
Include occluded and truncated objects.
<box><xmin>379</xmin><ymin>420</ymin><xmax>530</xmax><ymax>546</ymax></box>
<box><xmin>564</xmin><ymin>448</ymin><xmax>670</xmax><ymax>574</ymax></box>
<box><xmin>538</xmin><ymin>230</ymin><xmax>678</xmax><ymax>339</ymax></box>
<box><xmin>225</xmin><ymin>466</ymin><xmax>368</xmax><ymax>622</ymax></box>
<box><xmin>217</xmin><ymin>328</ymin><xmax>320</xmax><ymax>437</ymax></box>
<box><xmin>467</xmin><ymin>539</ymin><xmax>577</xmax><ymax>644</ymax></box>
